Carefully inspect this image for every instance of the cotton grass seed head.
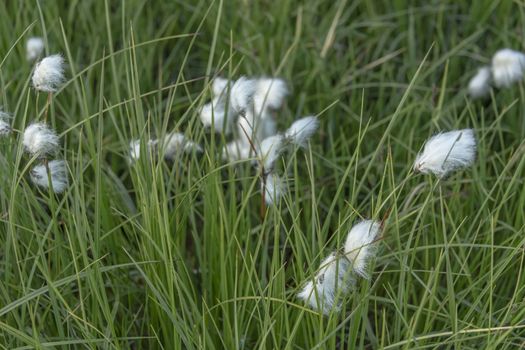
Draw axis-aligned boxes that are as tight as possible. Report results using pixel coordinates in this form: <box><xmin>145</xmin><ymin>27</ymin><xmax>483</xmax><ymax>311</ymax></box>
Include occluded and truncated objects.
<box><xmin>26</xmin><ymin>37</ymin><xmax>45</xmax><ymax>62</ymax></box>
<box><xmin>0</xmin><ymin>110</ymin><xmax>12</xmax><ymax>137</ymax></box>
<box><xmin>284</xmin><ymin>116</ymin><xmax>319</xmax><ymax>148</ymax></box>
<box><xmin>32</xmin><ymin>54</ymin><xmax>66</xmax><ymax>92</ymax></box>
<box><xmin>212</xmin><ymin>77</ymin><xmax>230</xmax><ymax>97</ymax></box>
<box><xmin>414</xmin><ymin>129</ymin><xmax>476</xmax><ymax>178</ymax></box>
<box><xmin>491</xmin><ymin>48</ymin><xmax>525</xmax><ymax>88</ymax></box>
<box><xmin>30</xmin><ymin>159</ymin><xmax>69</xmax><ymax>193</ymax></box>
<box><xmin>259</xmin><ymin>134</ymin><xmax>284</xmax><ymax>171</ymax></box>
<box><xmin>253</xmin><ymin>78</ymin><xmax>288</xmax><ymax>116</ymax></box>
<box><xmin>162</xmin><ymin>132</ymin><xmax>202</xmax><ymax>161</ymax></box>
<box><xmin>23</xmin><ymin>123</ymin><xmax>60</xmax><ymax>157</ymax></box>
<box><xmin>199</xmin><ymin>97</ymin><xmax>234</xmax><ymax>134</ymax></box>
<box><xmin>222</xmin><ymin>140</ymin><xmax>252</xmax><ymax>162</ymax></box>
<box><xmin>230</xmin><ymin>76</ymin><xmax>256</xmax><ymax>113</ymax></box>
<box><xmin>468</xmin><ymin>66</ymin><xmax>492</xmax><ymax>98</ymax></box>
<box><xmin>263</xmin><ymin>172</ymin><xmax>286</xmax><ymax>205</ymax></box>
<box><xmin>343</xmin><ymin>220</ymin><xmax>381</xmax><ymax>279</ymax></box>
<box><xmin>128</xmin><ymin>139</ymin><xmax>158</xmax><ymax>163</ymax></box>
<box><xmin>298</xmin><ymin>253</ymin><xmax>352</xmax><ymax>315</ymax></box>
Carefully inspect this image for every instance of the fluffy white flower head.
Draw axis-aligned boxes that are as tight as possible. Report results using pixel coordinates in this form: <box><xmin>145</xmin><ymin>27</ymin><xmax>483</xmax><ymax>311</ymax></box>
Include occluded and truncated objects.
<box><xmin>259</xmin><ymin>134</ymin><xmax>284</xmax><ymax>171</ymax></box>
<box><xmin>284</xmin><ymin>116</ymin><xmax>319</xmax><ymax>148</ymax></box>
<box><xmin>230</xmin><ymin>76</ymin><xmax>256</xmax><ymax>113</ymax></box>
<box><xmin>32</xmin><ymin>54</ymin><xmax>66</xmax><ymax>92</ymax></box>
<box><xmin>468</xmin><ymin>66</ymin><xmax>492</xmax><ymax>98</ymax></box>
<box><xmin>343</xmin><ymin>220</ymin><xmax>381</xmax><ymax>279</ymax></box>
<box><xmin>253</xmin><ymin>78</ymin><xmax>288</xmax><ymax>116</ymax></box>
<box><xmin>492</xmin><ymin>49</ymin><xmax>525</xmax><ymax>88</ymax></box>
<box><xmin>162</xmin><ymin>132</ymin><xmax>202</xmax><ymax>160</ymax></box>
<box><xmin>263</xmin><ymin>172</ymin><xmax>286</xmax><ymax>205</ymax></box>
<box><xmin>128</xmin><ymin>139</ymin><xmax>158</xmax><ymax>163</ymax></box>
<box><xmin>199</xmin><ymin>97</ymin><xmax>235</xmax><ymax>134</ymax></box>
<box><xmin>0</xmin><ymin>110</ymin><xmax>11</xmax><ymax>137</ymax></box>
<box><xmin>298</xmin><ymin>253</ymin><xmax>352</xmax><ymax>315</ymax></box>
<box><xmin>414</xmin><ymin>129</ymin><xmax>476</xmax><ymax>178</ymax></box>
<box><xmin>26</xmin><ymin>37</ymin><xmax>45</xmax><ymax>62</ymax></box>
<box><xmin>212</xmin><ymin>77</ymin><xmax>230</xmax><ymax>97</ymax></box>
<box><xmin>30</xmin><ymin>159</ymin><xmax>69</xmax><ymax>193</ymax></box>
<box><xmin>23</xmin><ymin>123</ymin><xmax>60</xmax><ymax>157</ymax></box>
<box><xmin>222</xmin><ymin>140</ymin><xmax>252</xmax><ymax>162</ymax></box>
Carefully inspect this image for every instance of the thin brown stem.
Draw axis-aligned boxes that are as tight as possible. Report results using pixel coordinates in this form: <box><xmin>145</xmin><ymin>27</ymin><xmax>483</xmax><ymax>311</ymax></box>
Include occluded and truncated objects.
<box><xmin>44</xmin><ymin>92</ymin><xmax>52</xmax><ymax>122</ymax></box>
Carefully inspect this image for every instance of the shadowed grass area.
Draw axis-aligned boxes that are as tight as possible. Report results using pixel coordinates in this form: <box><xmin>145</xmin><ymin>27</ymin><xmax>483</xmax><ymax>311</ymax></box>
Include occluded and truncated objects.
<box><xmin>1</xmin><ymin>0</ymin><xmax>525</xmax><ymax>348</ymax></box>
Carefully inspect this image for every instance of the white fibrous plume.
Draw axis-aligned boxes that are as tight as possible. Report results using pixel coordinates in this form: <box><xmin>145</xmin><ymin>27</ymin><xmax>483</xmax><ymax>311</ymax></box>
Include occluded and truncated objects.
<box><xmin>212</xmin><ymin>77</ymin><xmax>230</xmax><ymax>97</ymax></box>
<box><xmin>23</xmin><ymin>123</ymin><xmax>60</xmax><ymax>157</ymax></box>
<box><xmin>253</xmin><ymin>78</ymin><xmax>288</xmax><ymax>116</ymax></box>
<box><xmin>128</xmin><ymin>139</ymin><xmax>158</xmax><ymax>163</ymax></box>
<box><xmin>199</xmin><ymin>97</ymin><xmax>234</xmax><ymax>134</ymax></box>
<box><xmin>414</xmin><ymin>129</ymin><xmax>477</xmax><ymax>178</ymax></box>
<box><xmin>297</xmin><ymin>253</ymin><xmax>352</xmax><ymax>315</ymax></box>
<box><xmin>162</xmin><ymin>132</ymin><xmax>202</xmax><ymax>161</ymax></box>
<box><xmin>263</xmin><ymin>172</ymin><xmax>286</xmax><ymax>205</ymax></box>
<box><xmin>284</xmin><ymin>116</ymin><xmax>319</xmax><ymax>148</ymax></box>
<box><xmin>222</xmin><ymin>140</ymin><xmax>252</xmax><ymax>162</ymax></box>
<box><xmin>26</xmin><ymin>37</ymin><xmax>45</xmax><ymax>62</ymax></box>
<box><xmin>32</xmin><ymin>54</ymin><xmax>66</xmax><ymax>92</ymax></box>
<box><xmin>230</xmin><ymin>76</ymin><xmax>256</xmax><ymax>113</ymax></box>
<box><xmin>343</xmin><ymin>220</ymin><xmax>381</xmax><ymax>279</ymax></box>
<box><xmin>30</xmin><ymin>159</ymin><xmax>69</xmax><ymax>193</ymax></box>
<box><xmin>0</xmin><ymin>110</ymin><xmax>11</xmax><ymax>137</ymax></box>
<box><xmin>491</xmin><ymin>49</ymin><xmax>525</xmax><ymax>88</ymax></box>
<box><xmin>259</xmin><ymin>134</ymin><xmax>284</xmax><ymax>171</ymax></box>
<box><xmin>468</xmin><ymin>66</ymin><xmax>492</xmax><ymax>98</ymax></box>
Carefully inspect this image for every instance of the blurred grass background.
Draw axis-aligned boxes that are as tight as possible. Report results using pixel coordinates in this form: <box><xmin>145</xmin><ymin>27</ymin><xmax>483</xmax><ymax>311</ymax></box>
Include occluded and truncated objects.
<box><xmin>1</xmin><ymin>0</ymin><xmax>525</xmax><ymax>348</ymax></box>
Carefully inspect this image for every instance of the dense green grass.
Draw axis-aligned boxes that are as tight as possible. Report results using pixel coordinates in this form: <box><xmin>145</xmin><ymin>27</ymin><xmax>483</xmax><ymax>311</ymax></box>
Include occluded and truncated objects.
<box><xmin>1</xmin><ymin>0</ymin><xmax>525</xmax><ymax>348</ymax></box>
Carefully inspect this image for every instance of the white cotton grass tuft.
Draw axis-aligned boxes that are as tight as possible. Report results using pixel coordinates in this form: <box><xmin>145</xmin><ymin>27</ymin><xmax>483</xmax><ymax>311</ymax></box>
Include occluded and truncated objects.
<box><xmin>211</xmin><ymin>77</ymin><xmax>231</xmax><ymax>97</ymax></box>
<box><xmin>128</xmin><ymin>139</ymin><xmax>158</xmax><ymax>163</ymax></box>
<box><xmin>414</xmin><ymin>129</ymin><xmax>477</xmax><ymax>178</ymax></box>
<box><xmin>23</xmin><ymin>123</ymin><xmax>60</xmax><ymax>157</ymax></box>
<box><xmin>230</xmin><ymin>76</ymin><xmax>257</xmax><ymax>113</ymax></box>
<box><xmin>162</xmin><ymin>132</ymin><xmax>202</xmax><ymax>160</ymax></box>
<box><xmin>263</xmin><ymin>172</ymin><xmax>286</xmax><ymax>205</ymax></box>
<box><xmin>222</xmin><ymin>140</ymin><xmax>252</xmax><ymax>162</ymax></box>
<box><xmin>0</xmin><ymin>110</ymin><xmax>12</xmax><ymax>137</ymax></box>
<box><xmin>343</xmin><ymin>220</ymin><xmax>382</xmax><ymax>279</ymax></box>
<box><xmin>26</xmin><ymin>37</ymin><xmax>45</xmax><ymax>62</ymax></box>
<box><xmin>253</xmin><ymin>78</ymin><xmax>288</xmax><ymax>116</ymax></box>
<box><xmin>491</xmin><ymin>48</ymin><xmax>525</xmax><ymax>88</ymax></box>
<box><xmin>32</xmin><ymin>54</ymin><xmax>66</xmax><ymax>92</ymax></box>
<box><xmin>468</xmin><ymin>66</ymin><xmax>492</xmax><ymax>98</ymax></box>
<box><xmin>259</xmin><ymin>134</ymin><xmax>284</xmax><ymax>171</ymax></box>
<box><xmin>284</xmin><ymin>116</ymin><xmax>319</xmax><ymax>148</ymax></box>
<box><xmin>30</xmin><ymin>159</ymin><xmax>69</xmax><ymax>193</ymax></box>
<box><xmin>297</xmin><ymin>253</ymin><xmax>352</xmax><ymax>315</ymax></box>
<box><xmin>199</xmin><ymin>97</ymin><xmax>235</xmax><ymax>134</ymax></box>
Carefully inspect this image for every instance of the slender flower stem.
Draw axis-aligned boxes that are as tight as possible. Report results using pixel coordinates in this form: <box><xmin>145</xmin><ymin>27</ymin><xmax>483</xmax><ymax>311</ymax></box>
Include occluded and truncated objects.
<box><xmin>44</xmin><ymin>92</ymin><xmax>52</xmax><ymax>122</ymax></box>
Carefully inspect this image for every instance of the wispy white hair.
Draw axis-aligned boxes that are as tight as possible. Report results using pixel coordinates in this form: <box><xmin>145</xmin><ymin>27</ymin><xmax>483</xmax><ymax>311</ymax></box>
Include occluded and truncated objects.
<box><xmin>263</xmin><ymin>172</ymin><xmax>286</xmax><ymax>205</ymax></box>
<box><xmin>199</xmin><ymin>97</ymin><xmax>235</xmax><ymax>134</ymax></box>
<box><xmin>343</xmin><ymin>220</ymin><xmax>381</xmax><ymax>279</ymax></box>
<box><xmin>162</xmin><ymin>132</ymin><xmax>202</xmax><ymax>161</ymax></box>
<box><xmin>30</xmin><ymin>159</ymin><xmax>69</xmax><ymax>193</ymax></box>
<box><xmin>259</xmin><ymin>134</ymin><xmax>284</xmax><ymax>171</ymax></box>
<box><xmin>211</xmin><ymin>77</ymin><xmax>231</xmax><ymax>97</ymax></box>
<box><xmin>297</xmin><ymin>253</ymin><xmax>352</xmax><ymax>315</ymax></box>
<box><xmin>230</xmin><ymin>76</ymin><xmax>257</xmax><ymax>113</ymax></box>
<box><xmin>253</xmin><ymin>78</ymin><xmax>288</xmax><ymax>116</ymax></box>
<box><xmin>32</xmin><ymin>54</ymin><xmax>66</xmax><ymax>92</ymax></box>
<box><xmin>26</xmin><ymin>37</ymin><xmax>45</xmax><ymax>62</ymax></box>
<box><xmin>491</xmin><ymin>48</ymin><xmax>525</xmax><ymax>88</ymax></box>
<box><xmin>23</xmin><ymin>123</ymin><xmax>60</xmax><ymax>157</ymax></box>
<box><xmin>0</xmin><ymin>110</ymin><xmax>11</xmax><ymax>136</ymax></box>
<box><xmin>222</xmin><ymin>140</ymin><xmax>252</xmax><ymax>162</ymax></box>
<box><xmin>468</xmin><ymin>66</ymin><xmax>492</xmax><ymax>98</ymax></box>
<box><xmin>414</xmin><ymin>129</ymin><xmax>476</xmax><ymax>178</ymax></box>
<box><xmin>128</xmin><ymin>139</ymin><xmax>158</xmax><ymax>163</ymax></box>
<box><xmin>284</xmin><ymin>116</ymin><xmax>319</xmax><ymax>148</ymax></box>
